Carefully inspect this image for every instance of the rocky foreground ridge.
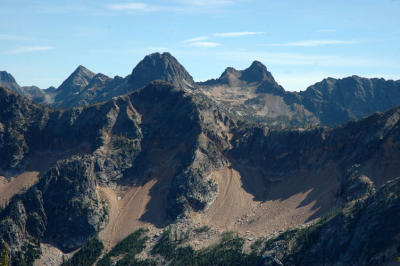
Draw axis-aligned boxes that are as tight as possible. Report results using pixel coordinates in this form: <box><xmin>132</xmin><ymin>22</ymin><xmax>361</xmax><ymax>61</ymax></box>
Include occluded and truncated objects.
<box><xmin>0</xmin><ymin>74</ymin><xmax>400</xmax><ymax>264</ymax></box>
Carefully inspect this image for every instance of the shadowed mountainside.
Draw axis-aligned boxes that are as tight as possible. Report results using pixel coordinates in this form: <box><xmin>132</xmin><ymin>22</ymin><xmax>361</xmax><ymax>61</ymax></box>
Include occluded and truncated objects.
<box><xmin>1</xmin><ymin>81</ymin><xmax>400</xmax><ymax>264</ymax></box>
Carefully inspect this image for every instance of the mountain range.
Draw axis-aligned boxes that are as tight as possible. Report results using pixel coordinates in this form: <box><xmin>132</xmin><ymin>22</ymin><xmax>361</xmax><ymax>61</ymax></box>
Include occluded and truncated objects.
<box><xmin>1</xmin><ymin>52</ymin><xmax>400</xmax><ymax>265</ymax></box>
<box><xmin>2</xmin><ymin>52</ymin><xmax>400</xmax><ymax>128</ymax></box>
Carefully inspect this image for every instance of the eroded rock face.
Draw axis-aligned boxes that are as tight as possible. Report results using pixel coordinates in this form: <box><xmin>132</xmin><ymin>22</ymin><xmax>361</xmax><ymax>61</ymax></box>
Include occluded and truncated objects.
<box><xmin>126</xmin><ymin>82</ymin><xmax>231</xmax><ymax>219</ymax></box>
<box><xmin>39</xmin><ymin>157</ymin><xmax>105</xmax><ymax>252</ymax></box>
<box><xmin>0</xmin><ymin>157</ymin><xmax>106</xmax><ymax>254</ymax></box>
<box><xmin>0</xmin><ymin>71</ymin><xmax>21</xmax><ymax>93</ymax></box>
<box><xmin>336</xmin><ymin>164</ymin><xmax>376</xmax><ymax>203</ymax></box>
<box><xmin>0</xmin><ymin>82</ymin><xmax>233</xmax><ymax>258</ymax></box>
<box><xmin>300</xmin><ymin>76</ymin><xmax>400</xmax><ymax>126</ymax></box>
<box><xmin>53</xmin><ymin>65</ymin><xmax>96</xmax><ymax>107</ymax></box>
<box><xmin>128</xmin><ymin>52</ymin><xmax>196</xmax><ymax>90</ymax></box>
<box><xmin>2</xmin><ymin>77</ymin><xmax>400</xmax><ymax>264</ymax></box>
<box><xmin>0</xmin><ymin>87</ymin><xmax>50</xmax><ymax>171</ymax></box>
<box><xmin>197</xmin><ymin>61</ymin><xmax>315</xmax><ymax>128</ymax></box>
<box><xmin>260</xmin><ymin>177</ymin><xmax>400</xmax><ymax>266</ymax></box>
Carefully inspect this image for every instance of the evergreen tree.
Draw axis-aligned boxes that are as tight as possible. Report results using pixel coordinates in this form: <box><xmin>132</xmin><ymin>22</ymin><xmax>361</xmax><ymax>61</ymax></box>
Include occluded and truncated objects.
<box><xmin>0</xmin><ymin>241</ymin><xmax>9</xmax><ymax>266</ymax></box>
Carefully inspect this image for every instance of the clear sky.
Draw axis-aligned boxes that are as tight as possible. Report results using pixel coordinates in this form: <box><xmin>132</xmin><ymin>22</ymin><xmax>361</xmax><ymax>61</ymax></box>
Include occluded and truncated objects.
<box><xmin>1</xmin><ymin>0</ymin><xmax>399</xmax><ymax>91</ymax></box>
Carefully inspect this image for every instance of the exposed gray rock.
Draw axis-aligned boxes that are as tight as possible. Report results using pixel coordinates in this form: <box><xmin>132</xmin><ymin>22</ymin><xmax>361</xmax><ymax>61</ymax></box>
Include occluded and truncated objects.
<box><xmin>300</xmin><ymin>76</ymin><xmax>400</xmax><ymax>126</ymax></box>
<box><xmin>0</xmin><ymin>71</ymin><xmax>22</xmax><ymax>94</ymax></box>
<box><xmin>128</xmin><ymin>52</ymin><xmax>196</xmax><ymax>90</ymax></box>
<box><xmin>2</xmin><ymin>73</ymin><xmax>400</xmax><ymax>265</ymax></box>
<box><xmin>337</xmin><ymin>164</ymin><xmax>376</xmax><ymax>203</ymax></box>
<box><xmin>260</xmin><ymin>177</ymin><xmax>400</xmax><ymax>266</ymax></box>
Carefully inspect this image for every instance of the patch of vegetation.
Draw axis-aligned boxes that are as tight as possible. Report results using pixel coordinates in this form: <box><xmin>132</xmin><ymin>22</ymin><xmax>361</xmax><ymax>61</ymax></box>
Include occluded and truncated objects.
<box><xmin>0</xmin><ymin>241</ymin><xmax>9</xmax><ymax>266</ymax></box>
<box><xmin>113</xmin><ymin>136</ymin><xmax>136</xmax><ymax>152</ymax></box>
<box><xmin>62</xmin><ymin>237</ymin><xmax>103</xmax><ymax>266</ymax></box>
<box><xmin>267</xmin><ymin>209</ymin><xmax>342</xmax><ymax>265</ymax></box>
<box><xmin>263</xmin><ymin>228</ymin><xmax>298</xmax><ymax>252</ymax></box>
<box><xmin>290</xmin><ymin>224</ymin><xmax>322</xmax><ymax>264</ymax></box>
<box><xmin>152</xmin><ymin>229</ymin><xmax>260</xmax><ymax>265</ymax></box>
<box><xmin>98</xmin><ymin>228</ymin><xmax>153</xmax><ymax>266</ymax></box>
<box><xmin>151</xmin><ymin>228</ymin><xmax>178</xmax><ymax>260</ymax></box>
<box><xmin>12</xmin><ymin>237</ymin><xmax>41</xmax><ymax>266</ymax></box>
<box><xmin>250</xmin><ymin>237</ymin><xmax>265</xmax><ymax>254</ymax></box>
<box><xmin>194</xmin><ymin>225</ymin><xmax>210</xmax><ymax>234</ymax></box>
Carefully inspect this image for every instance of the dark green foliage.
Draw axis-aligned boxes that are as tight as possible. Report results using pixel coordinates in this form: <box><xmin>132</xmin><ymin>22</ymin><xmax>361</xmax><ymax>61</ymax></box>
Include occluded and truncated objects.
<box><xmin>151</xmin><ymin>229</ymin><xmax>260</xmax><ymax>266</ymax></box>
<box><xmin>98</xmin><ymin>228</ymin><xmax>152</xmax><ymax>266</ymax></box>
<box><xmin>289</xmin><ymin>225</ymin><xmax>322</xmax><ymax>264</ymax></box>
<box><xmin>62</xmin><ymin>237</ymin><xmax>103</xmax><ymax>266</ymax></box>
<box><xmin>289</xmin><ymin>207</ymin><xmax>341</xmax><ymax>264</ymax></box>
<box><xmin>193</xmin><ymin>225</ymin><xmax>210</xmax><ymax>234</ymax></box>
<box><xmin>11</xmin><ymin>238</ymin><xmax>41</xmax><ymax>266</ymax></box>
<box><xmin>0</xmin><ymin>241</ymin><xmax>9</xmax><ymax>266</ymax></box>
<box><xmin>151</xmin><ymin>228</ymin><xmax>177</xmax><ymax>260</ymax></box>
<box><xmin>250</xmin><ymin>237</ymin><xmax>265</xmax><ymax>254</ymax></box>
<box><xmin>113</xmin><ymin>136</ymin><xmax>137</xmax><ymax>156</ymax></box>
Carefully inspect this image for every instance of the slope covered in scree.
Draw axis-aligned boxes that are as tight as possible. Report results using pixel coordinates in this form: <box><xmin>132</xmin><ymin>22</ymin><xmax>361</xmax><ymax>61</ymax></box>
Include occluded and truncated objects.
<box><xmin>1</xmin><ymin>76</ymin><xmax>400</xmax><ymax>265</ymax></box>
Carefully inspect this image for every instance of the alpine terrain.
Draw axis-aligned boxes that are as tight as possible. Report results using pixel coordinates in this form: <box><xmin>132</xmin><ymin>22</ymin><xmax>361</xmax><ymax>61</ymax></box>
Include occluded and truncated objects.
<box><xmin>0</xmin><ymin>52</ymin><xmax>400</xmax><ymax>266</ymax></box>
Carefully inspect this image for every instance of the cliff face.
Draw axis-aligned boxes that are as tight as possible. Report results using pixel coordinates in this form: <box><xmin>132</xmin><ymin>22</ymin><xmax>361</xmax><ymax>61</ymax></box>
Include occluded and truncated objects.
<box><xmin>199</xmin><ymin>63</ymin><xmax>400</xmax><ymax>128</ymax></box>
<box><xmin>198</xmin><ymin>61</ymin><xmax>318</xmax><ymax>128</ymax></box>
<box><xmin>0</xmin><ymin>157</ymin><xmax>105</xmax><ymax>254</ymax></box>
<box><xmin>260</xmin><ymin>176</ymin><xmax>400</xmax><ymax>266</ymax></box>
<box><xmin>0</xmin><ymin>83</ymin><xmax>232</xmax><ymax>258</ymax></box>
<box><xmin>300</xmin><ymin>76</ymin><xmax>400</xmax><ymax>126</ymax></box>
<box><xmin>1</xmin><ymin>69</ymin><xmax>400</xmax><ymax>264</ymax></box>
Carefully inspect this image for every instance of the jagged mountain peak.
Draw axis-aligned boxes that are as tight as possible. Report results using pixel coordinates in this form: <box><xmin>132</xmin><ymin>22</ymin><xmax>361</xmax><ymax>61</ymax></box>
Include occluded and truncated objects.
<box><xmin>128</xmin><ymin>52</ymin><xmax>195</xmax><ymax>90</ymax></box>
<box><xmin>219</xmin><ymin>67</ymin><xmax>240</xmax><ymax>79</ymax></box>
<box><xmin>53</xmin><ymin>65</ymin><xmax>97</xmax><ymax>106</ymax></box>
<box><xmin>200</xmin><ymin>60</ymin><xmax>281</xmax><ymax>90</ymax></box>
<box><xmin>83</xmin><ymin>73</ymin><xmax>111</xmax><ymax>90</ymax></box>
<box><xmin>247</xmin><ymin>60</ymin><xmax>267</xmax><ymax>70</ymax></box>
<box><xmin>145</xmin><ymin>51</ymin><xmax>174</xmax><ymax>60</ymax></box>
<box><xmin>0</xmin><ymin>70</ymin><xmax>22</xmax><ymax>94</ymax></box>
<box><xmin>91</xmin><ymin>73</ymin><xmax>110</xmax><ymax>83</ymax></box>
<box><xmin>69</xmin><ymin>65</ymin><xmax>95</xmax><ymax>81</ymax></box>
<box><xmin>0</xmin><ymin>70</ymin><xmax>17</xmax><ymax>83</ymax></box>
<box><xmin>57</xmin><ymin>65</ymin><xmax>96</xmax><ymax>91</ymax></box>
<box><xmin>240</xmin><ymin>60</ymin><xmax>275</xmax><ymax>84</ymax></box>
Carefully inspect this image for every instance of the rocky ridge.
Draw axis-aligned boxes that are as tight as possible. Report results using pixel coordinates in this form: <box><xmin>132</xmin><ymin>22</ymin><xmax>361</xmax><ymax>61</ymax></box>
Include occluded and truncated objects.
<box><xmin>1</xmin><ymin>80</ymin><xmax>400</xmax><ymax>264</ymax></box>
<box><xmin>45</xmin><ymin>52</ymin><xmax>196</xmax><ymax>109</ymax></box>
<box><xmin>1</xmin><ymin>52</ymin><xmax>400</xmax><ymax>265</ymax></box>
<box><xmin>0</xmin><ymin>71</ymin><xmax>47</xmax><ymax>104</ymax></box>
<box><xmin>0</xmin><ymin>82</ymin><xmax>233</xmax><ymax>262</ymax></box>
<box><xmin>3</xmin><ymin>54</ymin><xmax>400</xmax><ymax>129</ymax></box>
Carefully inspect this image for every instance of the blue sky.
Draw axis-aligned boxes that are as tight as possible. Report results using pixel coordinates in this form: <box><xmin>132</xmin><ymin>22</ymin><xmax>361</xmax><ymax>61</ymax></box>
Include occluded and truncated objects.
<box><xmin>1</xmin><ymin>0</ymin><xmax>399</xmax><ymax>91</ymax></box>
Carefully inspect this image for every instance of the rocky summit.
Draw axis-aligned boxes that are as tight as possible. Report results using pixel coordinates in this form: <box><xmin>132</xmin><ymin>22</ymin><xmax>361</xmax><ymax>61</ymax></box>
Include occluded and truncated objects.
<box><xmin>29</xmin><ymin>52</ymin><xmax>197</xmax><ymax>109</ymax></box>
<box><xmin>5</xmin><ymin>53</ymin><xmax>400</xmax><ymax>129</ymax></box>
<box><xmin>1</xmin><ymin>53</ymin><xmax>400</xmax><ymax>266</ymax></box>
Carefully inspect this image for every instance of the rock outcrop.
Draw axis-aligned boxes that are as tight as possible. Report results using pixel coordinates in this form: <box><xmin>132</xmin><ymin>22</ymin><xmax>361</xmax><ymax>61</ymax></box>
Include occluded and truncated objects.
<box><xmin>0</xmin><ymin>71</ymin><xmax>47</xmax><ymax>104</ymax></box>
<box><xmin>1</xmin><ymin>54</ymin><xmax>400</xmax><ymax>265</ymax></box>
<box><xmin>0</xmin><ymin>83</ymin><xmax>232</xmax><ymax>262</ymax></box>
<box><xmin>198</xmin><ymin>61</ymin><xmax>317</xmax><ymax>128</ymax></box>
<box><xmin>260</xmin><ymin>176</ymin><xmax>400</xmax><ymax>266</ymax></box>
<box><xmin>128</xmin><ymin>52</ymin><xmax>196</xmax><ymax>90</ymax></box>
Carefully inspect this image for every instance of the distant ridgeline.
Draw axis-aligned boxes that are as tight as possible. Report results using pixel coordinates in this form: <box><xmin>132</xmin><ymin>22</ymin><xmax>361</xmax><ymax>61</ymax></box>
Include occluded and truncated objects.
<box><xmin>1</xmin><ymin>52</ymin><xmax>400</xmax><ymax>127</ymax></box>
